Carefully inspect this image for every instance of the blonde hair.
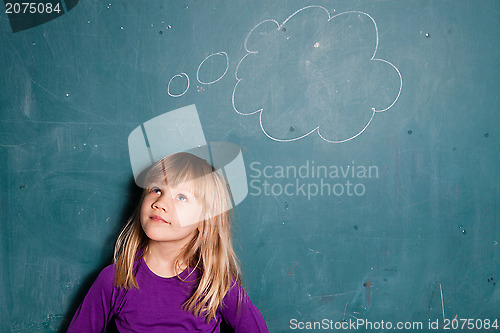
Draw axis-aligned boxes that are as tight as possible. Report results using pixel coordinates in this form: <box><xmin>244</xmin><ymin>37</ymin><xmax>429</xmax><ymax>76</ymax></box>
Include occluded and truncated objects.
<box><xmin>113</xmin><ymin>152</ymin><xmax>242</xmax><ymax>321</ymax></box>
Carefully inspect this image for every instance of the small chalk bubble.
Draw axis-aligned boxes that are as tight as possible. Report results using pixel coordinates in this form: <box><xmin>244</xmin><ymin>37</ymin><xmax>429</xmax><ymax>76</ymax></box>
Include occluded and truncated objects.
<box><xmin>87</xmin><ymin>20</ymin><xmax>91</xmax><ymax>24</ymax></box>
<box><xmin>313</xmin><ymin>42</ymin><xmax>320</xmax><ymax>48</ymax></box>
<box><xmin>484</xmin><ymin>133</ymin><xmax>489</xmax><ymax>138</ymax></box>
<box><xmin>32</xmin><ymin>42</ymin><xmax>36</xmax><ymax>45</ymax></box>
<box><xmin>305</xmin><ymin>60</ymin><xmax>310</xmax><ymax>66</ymax></box>
<box><xmin>281</xmin><ymin>27</ymin><xmax>286</xmax><ymax>32</ymax></box>
<box><xmin>120</xmin><ymin>26</ymin><xmax>124</xmax><ymax>30</ymax></box>
<box><xmin>286</xmin><ymin>36</ymin><xmax>290</xmax><ymax>40</ymax></box>
<box><xmin>166</xmin><ymin>25</ymin><xmax>172</xmax><ymax>29</ymax></box>
<box><xmin>408</xmin><ymin>130</ymin><xmax>413</xmax><ymax>135</ymax></box>
<box><xmin>289</xmin><ymin>126</ymin><xmax>295</xmax><ymax>132</ymax></box>
<box><xmin>159</xmin><ymin>30</ymin><xmax>163</xmax><ymax>34</ymax></box>
<box><xmin>284</xmin><ymin>202</ymin><xmax>289</xmax><ymax>209</ymax></box>
<box><xmin>425</xmin><ymin>33</ymin><xmax>430</xmax><ymax>38</ymax></box>
<box><xmin>66</xmin><ymin>93</ymin><xmax>69</xmax><ymax>97</ymax></box>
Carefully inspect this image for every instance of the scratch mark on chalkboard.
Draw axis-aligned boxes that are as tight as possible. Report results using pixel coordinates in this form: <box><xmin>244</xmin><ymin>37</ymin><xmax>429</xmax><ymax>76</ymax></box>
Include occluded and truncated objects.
<box><xmin>287</xmin><ymin>260</ymin><xmax>300</xmax><ymax>275</ymax></box>
<box><xmin>232</xmin><ymin>5</ymin><xmax>402</xmax><ymax>143</ymax></box>
<box><xmin>11</xmin><ymin>313</ymin><xmax>64</xmax><ymax>331</ymax></box>
<box><xmin>440</xmin><ymin>283</ymin><xmax>446</xmax><ymax>321</ymax></box>
<box><xmin>406</xmin><ymin>199</ymin><xmax>432</xmax><ymax>208</ymax></box>
<box><xmin>307</xmin><ymin>248</ymin><xmax>320</xmax><ymax>255</ymax></box>
<box><xmin>333</xmin><ymin>291</ymin><xmax>355</xmax><ymax>297</ymax></box>
<box><xmin>349</xmin><ymin>313</ymin><xmax>361</xmax><ymax>320</ymax></box>
<box><xmin>0</xmin><ymin>143</ymin><xmax>27</xmax><ymax>148</ymax></box>
<box><xmin>29</xmin><ymin>79</ymin><xmax>113</xmax><ymax>123</ymax></box>
<box><xmin>342</xmin><ymin>302</ymin><xmax>348</xmax><ymax>321</ymax></box>
<box><xmin>363</xmin><ymin>281</ymin><xmax>371</xmax><ymax>306</ymax></box>
<box><xmin>30</xmin><ymin>79</ymin><xmax>61</xmax><ymax>101</ymax></box>
<box><xmin>425</xmin><ymin>281</ymin><xmax>438</xmax><ymax>319</ymax></box>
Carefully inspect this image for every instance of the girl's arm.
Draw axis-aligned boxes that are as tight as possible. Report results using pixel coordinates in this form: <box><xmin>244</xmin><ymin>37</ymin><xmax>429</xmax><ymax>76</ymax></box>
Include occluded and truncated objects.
<box><xmin>67</xmin><ymin>265</ymin><xmax>117</xmax><ymax>333</ymax></box>
<box><xmin>220</xmin><ymin>281</ymin><xmax>270</xmax><ymax>333</ymax></box>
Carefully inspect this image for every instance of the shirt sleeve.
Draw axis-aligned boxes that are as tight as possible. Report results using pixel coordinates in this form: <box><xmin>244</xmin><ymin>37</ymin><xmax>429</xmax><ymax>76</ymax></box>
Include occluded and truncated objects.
<box><xmin>220</xmin><ymin>281</ymin><xmax>269</xmax><ymax>333</ymax></box>
<box><xmin>67</xmin><ymin>265</ymin><xmax>117</xmax><ymax>333</ymax></box>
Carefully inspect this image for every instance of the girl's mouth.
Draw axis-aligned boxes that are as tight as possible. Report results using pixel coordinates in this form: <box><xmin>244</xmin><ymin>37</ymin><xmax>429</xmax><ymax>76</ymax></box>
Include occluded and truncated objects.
<box><xmin>151</xmin><ymin>215</ymin><xmax>169</xmax><ymax>224</ymax></box>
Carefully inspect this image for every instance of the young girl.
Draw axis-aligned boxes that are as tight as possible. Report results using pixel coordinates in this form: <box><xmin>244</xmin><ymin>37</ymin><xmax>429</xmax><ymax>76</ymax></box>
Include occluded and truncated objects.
<box><xmin>68</xmin><ymin>152</ymin><xmax>269</xmax><ymax>332</ymax></box>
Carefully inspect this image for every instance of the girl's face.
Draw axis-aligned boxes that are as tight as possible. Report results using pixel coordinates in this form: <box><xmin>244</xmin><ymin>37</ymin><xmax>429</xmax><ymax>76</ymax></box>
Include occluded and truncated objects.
<box><xmin>140</xmin><ymin>179</ymin><xmax>203</xmax><ymax>245</ymax></box>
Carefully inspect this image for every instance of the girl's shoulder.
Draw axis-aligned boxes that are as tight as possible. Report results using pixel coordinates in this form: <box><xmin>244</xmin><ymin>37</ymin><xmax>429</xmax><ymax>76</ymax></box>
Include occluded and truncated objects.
<box><xmin>99</xmin><ymin>264</ymin><xmax>116</xmax><ymax>278</ymax></box>
<box><xmin>91</xmin><ymin>263</ymin><xmax>119</xmax><ymax>291</ymax></box>
<box><xmin>95</xmin><ymin>259</ymin><xmax>142</xmax><ymax>286</ymax></box>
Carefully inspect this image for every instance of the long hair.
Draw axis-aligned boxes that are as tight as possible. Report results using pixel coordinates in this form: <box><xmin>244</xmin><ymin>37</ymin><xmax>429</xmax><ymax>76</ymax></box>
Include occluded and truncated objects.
<box><xmin>113</xmin><ymin>152</ymin><xmax>241</xmax><ymax>321</ymax></box>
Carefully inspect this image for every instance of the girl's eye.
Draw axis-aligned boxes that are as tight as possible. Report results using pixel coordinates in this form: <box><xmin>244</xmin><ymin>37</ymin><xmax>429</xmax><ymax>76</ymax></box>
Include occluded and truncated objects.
<box><xmin>176</xmin><ymin>194</ymin><xmax>187</xmax><ymax>202</ymax></box>
<box><xmin>150</xmin><ymin>187</ymin><xmax>162</xmax><ymax>195</ymax></box>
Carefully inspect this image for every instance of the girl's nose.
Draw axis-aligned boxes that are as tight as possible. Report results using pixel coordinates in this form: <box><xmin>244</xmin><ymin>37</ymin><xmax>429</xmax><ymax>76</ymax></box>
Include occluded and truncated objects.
<box><xmin>152</xmin><ymin>202</ymin><xmax>167</xmax><ymax>212</ymax></box>
<box><xmin>152</xmin><ymin>196</ymin><xmax>170</xmax><ymax>212</ymax></box>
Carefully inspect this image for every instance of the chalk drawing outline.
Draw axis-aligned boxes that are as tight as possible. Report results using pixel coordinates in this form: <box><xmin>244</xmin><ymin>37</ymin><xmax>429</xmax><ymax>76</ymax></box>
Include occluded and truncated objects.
<box><xmin>167</xmin><ymin>72</ymin><xmax>190</xmax><ymax>97</ymax></box>
<box><xmin>197</xmin><ymin>51</ymin><xmax>229</xmax><ymax>85</ymax></box>
<box><xmin>232</xmin><ymin>5</ymin><xmax>403</xmax><ymax>143</ymax></box>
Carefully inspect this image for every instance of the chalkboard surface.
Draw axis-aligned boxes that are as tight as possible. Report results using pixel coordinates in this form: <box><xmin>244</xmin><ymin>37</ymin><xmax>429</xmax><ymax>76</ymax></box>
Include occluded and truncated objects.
<box><xmin>1</xmin><ymin>0</ymin><xmax>499</xmax><ymax>332</ymax></box>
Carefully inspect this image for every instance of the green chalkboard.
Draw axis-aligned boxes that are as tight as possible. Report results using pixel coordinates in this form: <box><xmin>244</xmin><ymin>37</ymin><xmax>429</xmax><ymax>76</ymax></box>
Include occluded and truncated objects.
<box><xmin>1</xmin><ymin>0</ymin><xmax>499</xmax><ymax>332</ymax></box>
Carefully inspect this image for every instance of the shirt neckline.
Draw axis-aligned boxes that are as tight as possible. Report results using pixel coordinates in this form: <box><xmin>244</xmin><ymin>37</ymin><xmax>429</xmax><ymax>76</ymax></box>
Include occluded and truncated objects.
<box><xmin>139</xmin><ymin>256</ymin><xmax>199</xmax><ymax>282</ymax></box>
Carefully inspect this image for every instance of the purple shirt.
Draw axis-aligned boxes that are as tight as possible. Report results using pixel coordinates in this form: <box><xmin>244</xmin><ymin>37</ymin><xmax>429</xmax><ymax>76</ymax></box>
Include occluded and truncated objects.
<box><xmin>68</xmin><ymin>258</ymin><xmax>269</xmax><ymax>332</ymax></box>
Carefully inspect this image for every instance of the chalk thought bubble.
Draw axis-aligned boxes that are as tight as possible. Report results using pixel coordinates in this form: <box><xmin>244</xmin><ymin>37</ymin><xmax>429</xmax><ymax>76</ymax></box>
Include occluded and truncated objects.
<box><xmin>232</xmin><ymin>6</ymin><xmax>402</xmax><ymax>143</ymax></box>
